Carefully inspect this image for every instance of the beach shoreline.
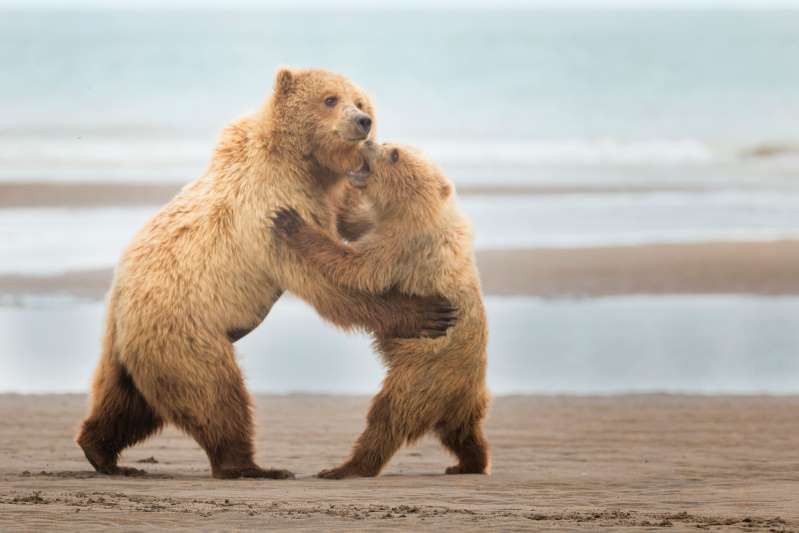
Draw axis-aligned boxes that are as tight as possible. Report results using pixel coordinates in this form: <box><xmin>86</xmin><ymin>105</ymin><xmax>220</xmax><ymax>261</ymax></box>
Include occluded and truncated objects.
<box><xmin>6</xmin><ymin>180</ymin><xmax>795</xmax><ymax>208</ymax></box>
<box><xmin>4</xmin><ymin>240</ymin><xmax>799</xmax><ymax>300</ymax></box>
<box><xmin>0</xmin><ymin>393</ymin><xmax>797</xmax><ymax>530</ymax></box>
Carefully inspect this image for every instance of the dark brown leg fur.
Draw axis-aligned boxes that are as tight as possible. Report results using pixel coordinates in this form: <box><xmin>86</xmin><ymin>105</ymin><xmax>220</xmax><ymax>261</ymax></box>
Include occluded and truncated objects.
<box><xmin>192</xmin><ymin>408</ymin><xmax>294</xmax><ymax>480</ymax></box>
<box><xmin>437</xmin><ymin>420</ymin><xmax>489</xmax><ymax>475</ymax></box>
<box><xmin>77</xmin><ymin>361</ymin><xmax>163</xmax><ymax>476</ymax></box>
<box><xmin>318</xmin><ymin>393</ymin><xmax>406</xmax><ymax>479</ymax></box>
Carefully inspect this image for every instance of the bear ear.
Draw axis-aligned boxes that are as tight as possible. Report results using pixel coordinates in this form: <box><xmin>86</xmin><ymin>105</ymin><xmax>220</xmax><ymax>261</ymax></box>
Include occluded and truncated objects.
<box><xmin>275</xmin><ymin>68</ymin><xmax>294</xmax><ymax>96</ymax></box>
<box><xmin>440</xmin><ymin>182</ymin><xmax>452</xmax><ymax>200</ymax></box>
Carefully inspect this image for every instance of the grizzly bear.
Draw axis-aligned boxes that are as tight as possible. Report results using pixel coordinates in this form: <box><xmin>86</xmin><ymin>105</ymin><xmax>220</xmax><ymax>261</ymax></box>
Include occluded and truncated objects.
<box><xmin>76</xmin><ymin>69</ymin><xmax>456</xmax><ymax>479</ymax></box>
<box><xmin>273</xmin><ymin>140</ymin><xmax>490</xmax><ymax>478</ymax></box>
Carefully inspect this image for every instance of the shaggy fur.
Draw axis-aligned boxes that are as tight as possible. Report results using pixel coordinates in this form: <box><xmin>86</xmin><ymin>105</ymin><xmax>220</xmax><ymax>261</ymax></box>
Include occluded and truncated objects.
<box><xmin>333</xmin><ymin>184</ymin><xmax>375</xmax><ymax>242</ymax></box>
<box><xmin>273</xmin><ymin>141</ymin><xmax>490</xmax><ymax>478</ymax></box>
<box><xmin>76</xmin><ymin>69</ymin><xmax>456</xmax><ymax>479</ymax></box>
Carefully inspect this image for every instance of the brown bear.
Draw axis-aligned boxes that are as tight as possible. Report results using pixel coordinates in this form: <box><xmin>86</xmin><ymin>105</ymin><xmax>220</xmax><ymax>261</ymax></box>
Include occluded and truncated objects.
<box><xmin>76</xmin><ymin>69</ymin><xmax>457</xmax><ymax>479</ymax></box>
<box><xmin>273</xmin><ymin>140</ymin><xmax>490</xmax><ymax>478</ymax></box>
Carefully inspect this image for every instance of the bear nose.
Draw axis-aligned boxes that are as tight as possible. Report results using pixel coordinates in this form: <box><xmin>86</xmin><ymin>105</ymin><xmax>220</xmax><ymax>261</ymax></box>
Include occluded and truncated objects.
<box><xmin>356</xmin><ymin>115</ymin><xmax>372</xmax><ymax>135</ymax></box>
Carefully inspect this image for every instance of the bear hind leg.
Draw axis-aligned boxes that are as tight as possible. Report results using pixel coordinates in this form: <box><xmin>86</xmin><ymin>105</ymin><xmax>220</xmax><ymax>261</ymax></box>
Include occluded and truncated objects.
<box><xmin>132</xmin><ymin>340</ymin><xmax>293</xmax><ymax>480</ymax></box>
<box><xmin>437</xmin><ymin>418</ymin><xmax>489</xmax><ymax>475</ymax></box>
<box><xmin>317</xmin><ymin>392</ymin><xmax>407</xmax><ymax>479</ymax></box>
<box><xmin>77</xmin><ymin>359</ymin><xmax>163</xmax><ymax>476</ymax></box>
<box><xmin>186</xmin><ymin>383</ymin><xmax>294</xmax><ymax>480</ymax></box>
<box><xmin>196</xmin><ymin>420</ymin><xmax>294</xmax><ymax>481</ymax></box>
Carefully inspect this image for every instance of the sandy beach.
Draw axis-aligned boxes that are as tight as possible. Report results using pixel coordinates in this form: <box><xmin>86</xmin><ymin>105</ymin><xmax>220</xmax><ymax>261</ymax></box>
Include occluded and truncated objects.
<box><xmin>0</xmin><ymin>394</ymin><xmax>797</xmax><ymax>531</ymax></box>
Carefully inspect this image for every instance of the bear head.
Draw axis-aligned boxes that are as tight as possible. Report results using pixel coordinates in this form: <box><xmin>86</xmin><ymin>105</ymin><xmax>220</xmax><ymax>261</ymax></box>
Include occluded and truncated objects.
<box><xmin>266</xmin><ymin>67</ymin><xmax>376</xmax><ymax>179</ymax></box>
<box><xmin>349</xmin><ymin>141</ymin><xmax>453</xmax><ymax>219</ymax></box>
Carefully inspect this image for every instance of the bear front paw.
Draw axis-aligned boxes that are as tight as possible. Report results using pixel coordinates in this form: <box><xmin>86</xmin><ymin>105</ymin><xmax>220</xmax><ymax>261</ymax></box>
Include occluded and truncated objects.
<box><xmin>271</xmin><ymin>207</ymin><xmax>305</xmax><ymax>239</ymax></box>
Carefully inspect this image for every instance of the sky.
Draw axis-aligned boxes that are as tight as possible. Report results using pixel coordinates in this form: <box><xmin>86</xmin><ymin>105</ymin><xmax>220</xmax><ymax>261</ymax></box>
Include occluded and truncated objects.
<box><xmin>1</xmin><ymin>0</ymin><xmax>799</xmax><ymax>9</ymax></box>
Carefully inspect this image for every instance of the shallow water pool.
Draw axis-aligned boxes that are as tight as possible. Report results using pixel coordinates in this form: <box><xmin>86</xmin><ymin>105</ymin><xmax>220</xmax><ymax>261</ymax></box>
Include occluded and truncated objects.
<box><xmin>1</xmin><ymin>295</ymin><xmax>797</xmax><ymax>394</ymax></box>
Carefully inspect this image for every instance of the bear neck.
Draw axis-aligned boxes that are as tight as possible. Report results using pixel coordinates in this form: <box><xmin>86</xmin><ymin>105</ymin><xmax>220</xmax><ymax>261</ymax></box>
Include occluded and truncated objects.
<box><xmin>299</xmin><ymin>154</ymin><xmax>344</xmax><ymax>194</ymax></box>
<box><xmin>257</xmin><ymin>108</ymin><xmax>345</xmax><ymax>195</ymax></box>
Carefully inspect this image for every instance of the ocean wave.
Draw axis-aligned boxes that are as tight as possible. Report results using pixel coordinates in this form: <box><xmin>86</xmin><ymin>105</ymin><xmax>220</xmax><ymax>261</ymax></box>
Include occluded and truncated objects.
<box><xmin>1</xmin><ymin>136</ymin><xmax>798</xmax><ymax>183</ymax></box>
<box><xmin>421</xmin><ymin>138</ymin><xmax>716</xmax><ymax>165</ymax></box>
<box><xmin>0</xmin><ymin>136</ymin><xmax>717</xmax><ymax>167</ymax></box>
<box><xmin>0</xmin><ymin>137</ymin><xmax>215</xmax><ymax>167</ymax></box>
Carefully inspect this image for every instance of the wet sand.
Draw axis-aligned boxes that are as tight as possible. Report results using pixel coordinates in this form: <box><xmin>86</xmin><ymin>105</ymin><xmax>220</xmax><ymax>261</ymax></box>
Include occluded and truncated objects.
<box><xmin>0</xmin><ymin>182</ymin><xmax>182</xmax><ymax>208</ymax></box>
<box><xmin>4</xmin><ymin>241</ymin><xmax>799</xmax><ymax>300</ymax></box>
<box><xmin>477</xmin><ymin>240</ymin><xmax>799</xmax><ymax>296</ymax></box>
<box><xmin>0</xmin><ymin>394</ymin><xmax>797</xmax><ymax>531</ymax></box>
<box><xmin>7</xmin><ymin>175</ymin><xmax>799</xmax><ymax>207</ymax></box>
<box><xmin>0</xmin><ymin>181</ymin><xmax>736</xmax><ymax>207</ymax></box>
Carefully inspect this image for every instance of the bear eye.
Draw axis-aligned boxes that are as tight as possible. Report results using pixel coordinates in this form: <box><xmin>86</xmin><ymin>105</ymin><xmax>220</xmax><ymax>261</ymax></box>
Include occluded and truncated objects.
<box><xmin>390</xmin><ymin>149</ymin><xmax>400</xmax><ymax>163</ymax></box>
<box><xmin>324</xmin><ymin>96</ymin><xmax>338</xmax><ymax>108</ymax></box>
<box><xmin>355</xmin><ymin>100</ymin><xmax>364</xmax><ymax>110</ymax></box>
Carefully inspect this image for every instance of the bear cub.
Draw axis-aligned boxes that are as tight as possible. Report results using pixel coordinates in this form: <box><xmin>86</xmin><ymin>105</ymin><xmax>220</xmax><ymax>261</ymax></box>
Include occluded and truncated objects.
<box><xmin>274</xmin><ymin>140</ymin><xmax>490</xmax><ymax>478</ymax></box>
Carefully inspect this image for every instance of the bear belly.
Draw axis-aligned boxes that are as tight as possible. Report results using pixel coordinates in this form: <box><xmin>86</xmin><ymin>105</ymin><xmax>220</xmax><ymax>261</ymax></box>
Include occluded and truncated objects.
<box><xmin>226</xmin><ymin>287</ymin><xmax>284</xmax><ymax>343</ymax></box>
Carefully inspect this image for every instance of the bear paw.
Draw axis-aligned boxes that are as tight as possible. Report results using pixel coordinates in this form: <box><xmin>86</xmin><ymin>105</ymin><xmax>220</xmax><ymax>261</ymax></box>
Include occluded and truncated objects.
<box><xmin>215</xmin><ymin>466</ymin><xmax>295</xmax><ymax>480</ymax></box>
<box><xmin>271</xmin><ymin>207</ymin><xmax>305</xmax><ymax>239</ymax></box>
<box><xmin>97</xmin><ymin>465</ymin><xmax>147</xmax><ymax>477</ymax></box>
<box><xmin>445</xmin><ymin>464</ymin><xmax>486</xmax><ymax>475</ymax></box>
<box><xmin>316</xmin><ymin>465</ymin><xmax>365</xmax><ymax>480</ymax></box>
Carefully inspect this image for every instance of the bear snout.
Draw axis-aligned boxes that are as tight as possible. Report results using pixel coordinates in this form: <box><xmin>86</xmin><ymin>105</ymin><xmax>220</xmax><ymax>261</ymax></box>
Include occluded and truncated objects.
<box><xmin>355</xmin><ymin>114</ymin><xmax>372</xmax><ymax>136</ymax></box>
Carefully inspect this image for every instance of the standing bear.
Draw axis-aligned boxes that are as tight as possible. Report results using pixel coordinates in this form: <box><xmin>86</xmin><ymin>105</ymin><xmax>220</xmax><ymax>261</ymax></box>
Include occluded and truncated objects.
<box><xmin>76</xmin><ymin>69</ymin><xmax>456</xmax><ymax>479</ymax></box>
<box><xmin>273</xmin><ymin>140</ymin><xmax>490</xmax><ymax>478</ymax></box>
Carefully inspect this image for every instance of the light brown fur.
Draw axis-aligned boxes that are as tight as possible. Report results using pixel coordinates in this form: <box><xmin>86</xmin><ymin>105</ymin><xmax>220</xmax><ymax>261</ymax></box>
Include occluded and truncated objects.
<box><xmin>273</xmin><ymin>141</ymin><xmax>490</xmax><ymax>478</ymax></box>
<box><xmin>333</xmin><ymin>183</ymin><xmax>376</xmax><ymax>242</ymax></box>
<box><xmin>76</xmin><ymin>69</ymin><xmax>455</xmax><ymax>479</ymax></box>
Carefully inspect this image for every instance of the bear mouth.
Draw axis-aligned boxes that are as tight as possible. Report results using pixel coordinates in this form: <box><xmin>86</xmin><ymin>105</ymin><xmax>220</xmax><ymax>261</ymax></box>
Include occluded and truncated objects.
<box><xmin>346</xmin><ymin>159</ymin><xmax>371</xmax><ymax>187</ymax></box>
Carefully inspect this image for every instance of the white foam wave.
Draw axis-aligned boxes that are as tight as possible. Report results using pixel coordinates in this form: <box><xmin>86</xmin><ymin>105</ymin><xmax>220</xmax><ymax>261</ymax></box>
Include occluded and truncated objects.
<box><xmin>0</xmin><ymin>136</ymin><xmax>730</xmax><ymax>183</ymax></box>
<box><xmin>422</xmin><ymin>138</ymin><xmax>717</xmax><ymax>166</ymax></box>
<box><xmin>5</xmin><ymin>134</ymin><xmax>799</xmax><ymax>185</ymax></box>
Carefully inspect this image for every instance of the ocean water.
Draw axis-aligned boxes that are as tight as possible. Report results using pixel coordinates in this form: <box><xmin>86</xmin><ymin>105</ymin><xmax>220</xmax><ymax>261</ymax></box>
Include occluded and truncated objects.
<box><xmin>2</xmin><ymin>5</ymin><xmax>799</xmax><ymax>395</ymax></box>
<box><xmin>7</xmin><ymin>191</ymin><xmax>799</xmax><ymax>274</ymax></box>
<box><xmin>0</xmin><ymin>7</ymin><xmax>797</xmax><ymax>186</ymax></box>
<box><xmin>2</xmin><ymin>295</ymin><xmax>798</xmax><ymax>394</ymax></box>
